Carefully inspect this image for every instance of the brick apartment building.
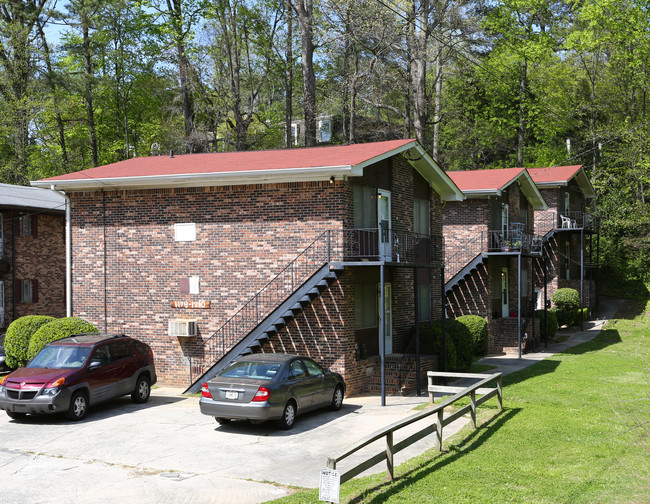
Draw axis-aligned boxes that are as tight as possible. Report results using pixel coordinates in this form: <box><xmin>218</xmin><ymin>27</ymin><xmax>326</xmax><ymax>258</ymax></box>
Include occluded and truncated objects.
<box><xmin>33</xmin><ymin>140</ymin><xmax>464</xmax><ymax>395</ymax></box>
<box><xmin>0</xmin><ymin>184</ymin><xmax>67</xmax><ymax>330</ymax></box>
<box><xmin>528</xmin><ymin>166</ymin><xmax>598</xmax><ymax>316</ymax></box>
<box><xmin>443</xmin><ymin>169</ymin><xmax>547</xmax><ymax>354</ymax></box>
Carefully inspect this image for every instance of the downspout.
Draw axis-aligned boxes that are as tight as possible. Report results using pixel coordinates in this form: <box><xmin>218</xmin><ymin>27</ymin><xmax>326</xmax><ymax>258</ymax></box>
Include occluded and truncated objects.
<box><xmin>51</xmin><ymin>186</ymin><xmax>72</xmax><ymax>317</ymax></box>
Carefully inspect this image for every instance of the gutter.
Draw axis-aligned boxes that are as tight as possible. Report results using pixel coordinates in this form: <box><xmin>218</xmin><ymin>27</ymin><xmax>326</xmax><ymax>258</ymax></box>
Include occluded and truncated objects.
<box><xmin>50</xmin><ymin>186</ymin><xmax>72</xmax><ymax>317</ymax></box>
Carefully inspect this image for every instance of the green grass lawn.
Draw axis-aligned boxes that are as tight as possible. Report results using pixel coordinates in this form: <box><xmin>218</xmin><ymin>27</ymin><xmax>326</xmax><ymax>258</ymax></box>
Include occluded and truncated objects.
<box><xmin>270</xmin><ymin>299</ymin><xmax>649</xmax><ymax>503</ymax></box>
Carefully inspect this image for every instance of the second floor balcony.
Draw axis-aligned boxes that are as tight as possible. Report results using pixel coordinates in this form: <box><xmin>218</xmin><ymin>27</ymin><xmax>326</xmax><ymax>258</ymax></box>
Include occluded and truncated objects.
<box><xmin>535</xmin><ymin>210</ymin><xmax>600</xmax><ymax>236</ymax></box>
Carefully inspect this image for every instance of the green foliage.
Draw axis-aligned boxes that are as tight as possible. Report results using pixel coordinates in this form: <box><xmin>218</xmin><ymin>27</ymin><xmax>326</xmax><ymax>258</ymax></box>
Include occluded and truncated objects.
<box><xmin>4</xmin><ymin>316</ymin><xmax>56</xmax><ymax>368</ymax></box>
<box><xmin>535</xmin><ymin>309</ymin><xmax>558</xmax><ymax>341</ymax></box>
<box><xmin>456</xmin><ymin>315</ymin><xmax>488</xmax><ymax>356</ymax></box>
<box><xmin>552</xmin><ymin>288</ymin><xmax>580</xmax><ymax>327</ymax></box>
<box><xmin>27</xmin><ymin>317</ymin><xmax>98</xmax><ymax>360</ymax></box>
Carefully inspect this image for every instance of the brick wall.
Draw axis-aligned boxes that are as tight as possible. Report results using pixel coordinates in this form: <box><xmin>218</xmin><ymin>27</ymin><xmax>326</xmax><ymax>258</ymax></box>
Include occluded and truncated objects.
<box><xmin>67</xmin><ymin>155</ymin><xmax>447</xmax><ymax>392</ymax></box>
<box><xmin>70</xmin><ymin>182</ymin><xmax>346</xmax><ymax>385</ymax></box>
<box><xmin>0</xmin><ymin>211</ymin><xmax>66</xmax><ymax>328</ymax></box>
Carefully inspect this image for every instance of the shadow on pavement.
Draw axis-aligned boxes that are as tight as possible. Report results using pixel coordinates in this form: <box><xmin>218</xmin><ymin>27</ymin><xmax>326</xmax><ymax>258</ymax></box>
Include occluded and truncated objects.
<box><xmin>209</xmin><ymin>402</ymin><xmax>363</xmax><ymax>437</ymax></box>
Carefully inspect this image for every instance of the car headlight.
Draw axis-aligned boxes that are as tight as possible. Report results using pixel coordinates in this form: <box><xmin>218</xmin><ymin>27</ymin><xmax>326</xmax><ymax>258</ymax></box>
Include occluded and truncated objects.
<box><xmin>42</xmin><ymin>377</ymin><xmax>65</xmax><ymax>396</ymax></box>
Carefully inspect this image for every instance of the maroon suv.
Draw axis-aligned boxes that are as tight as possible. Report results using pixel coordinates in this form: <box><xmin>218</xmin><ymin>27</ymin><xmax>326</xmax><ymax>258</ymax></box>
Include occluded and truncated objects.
<box><xmin>0</xmin><ymin>333</ymin><xmax>157</xmax><ymax>421</ymax></box>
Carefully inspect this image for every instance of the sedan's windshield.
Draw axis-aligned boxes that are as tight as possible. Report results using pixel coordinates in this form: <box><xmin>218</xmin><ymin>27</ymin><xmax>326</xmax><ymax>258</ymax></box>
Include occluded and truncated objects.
<box><xmin>28</xmin><ymin>346</ymin><xmax>91</xmax><ymax>369</ymax></box>
<box><xmin>220</xmin><ymin>361</ymin><xmax>281</xmax><ymax>380</ymax></box>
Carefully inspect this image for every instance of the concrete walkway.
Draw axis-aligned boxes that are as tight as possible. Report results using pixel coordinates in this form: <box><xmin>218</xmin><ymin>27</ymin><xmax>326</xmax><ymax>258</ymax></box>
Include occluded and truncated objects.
<box><xmin>475</xmin><ymin>297</ymin><xmax>622</xmax><ymax>377</ymax></box>
<box><xmin>0</xmin><ymin>298</ymin><xmax>622</xmax><ymax>504</ymax></box>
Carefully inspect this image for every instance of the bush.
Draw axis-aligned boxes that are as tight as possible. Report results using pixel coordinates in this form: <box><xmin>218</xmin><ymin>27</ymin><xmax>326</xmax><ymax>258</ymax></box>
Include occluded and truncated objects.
<box><xmin>552</xmin><ymin>288</ymin><xmax>580</xmax><ymax>327</ymax></box>
<box><xmin>406</xmin><ymin>320</ymin><xmax>473</xmax><ymax>371</ymax></box>
<box><xmin>4</xmin><ymin>316</ymin><xmax>56</xmax><ymax>368</ymax></box>
<box><xmin>27</xmin><ymin>317</ymin><xmax>98</xmax><ymax>360</ymax></box>
<box><xmin>536</xmin><ymin>309</ymin><xmax>558</xmax><ymax>341</ymax></box>
<box><xmin>456</xmin><ymin>315</ymin><xmax>488</xmax><ymax>356</ymax></box>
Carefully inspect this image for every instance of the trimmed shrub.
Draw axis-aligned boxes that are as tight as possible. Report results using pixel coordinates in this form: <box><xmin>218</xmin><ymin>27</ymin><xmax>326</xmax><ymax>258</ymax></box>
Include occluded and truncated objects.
<box><xmin>456</xmin><ymin>315</ymin><xmax>488</xmax><ymax>356</ymax></box>
<box><xmin>536</xmin><ymin>309</ymin><xmax>558</xmax><ymax>341</ymax></box>
<box><xmin>27</xmin><ymin>317</ymin><xmax>98</xmax><ymax>360</ymax></box>
<box><xmin>552</xmin><ymin>288</ymin><xmax>580</xmax><ymax>327</ymax></box>
<box><xmin>4</xmin><ymin>316</ymin><xmax>56</xmax><ymax>368</ymax></box>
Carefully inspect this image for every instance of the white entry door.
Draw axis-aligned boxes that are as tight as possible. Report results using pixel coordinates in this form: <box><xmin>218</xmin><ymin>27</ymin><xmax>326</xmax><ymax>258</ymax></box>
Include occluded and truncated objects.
<box><xmin>378</xmin><ymin>283</ymin><xmax>392</xmax><ymax>354</ymax></box>
<box><xmin>377</xmin><ymin>190</ymin><xmax>391</xmax><ymax>261</ymax></box>
<box><xmin>501</xmin><ymin>268</ymin><xmax>509</xmax><ymax>318</ymax></box>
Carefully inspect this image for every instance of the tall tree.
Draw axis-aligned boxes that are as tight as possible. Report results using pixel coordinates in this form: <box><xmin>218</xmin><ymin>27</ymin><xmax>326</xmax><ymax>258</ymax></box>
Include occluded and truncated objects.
<box><xmin>0</xmin><ymin>0</ymin><xmax>50</xmax><ymax>183</ymax></box>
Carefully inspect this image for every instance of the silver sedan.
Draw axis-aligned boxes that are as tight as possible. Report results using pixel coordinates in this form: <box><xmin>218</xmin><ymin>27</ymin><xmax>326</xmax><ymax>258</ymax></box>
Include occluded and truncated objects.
<box><xmin>199</xmin><ymin>354</ymin><xmax>345</xmax><ymax>429</ymax></box>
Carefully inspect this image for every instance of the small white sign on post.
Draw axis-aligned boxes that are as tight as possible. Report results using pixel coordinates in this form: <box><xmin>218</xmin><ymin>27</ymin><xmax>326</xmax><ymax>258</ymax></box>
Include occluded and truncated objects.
<box><xmin>319</xmin><ymin>468</ymin><xmax>341</xmax><ymax>503</ymax></box>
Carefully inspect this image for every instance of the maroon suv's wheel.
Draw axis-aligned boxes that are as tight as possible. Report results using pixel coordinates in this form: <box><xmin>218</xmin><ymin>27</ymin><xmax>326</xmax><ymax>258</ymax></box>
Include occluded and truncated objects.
<box><xmin>66</xmin><ymin>390</ymin><xmax>88</xmax><ymax>421</ymax></box>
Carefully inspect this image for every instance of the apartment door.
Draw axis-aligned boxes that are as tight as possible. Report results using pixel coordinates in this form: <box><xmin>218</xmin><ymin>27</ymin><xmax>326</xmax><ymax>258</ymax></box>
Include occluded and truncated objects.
<box><xmin>501</xmin><ymin>267</ymin><xmax>509</xmax><ymax>317</ymax></box>
<box><xmin>377</xmin><ymin>190</ymin><xmax>392</xmax><ymax>261</ymax></box>
<box><xmin>378</xmin><ymin>283</ymin><xmax>392</xmax><ymax>354</ymax></box>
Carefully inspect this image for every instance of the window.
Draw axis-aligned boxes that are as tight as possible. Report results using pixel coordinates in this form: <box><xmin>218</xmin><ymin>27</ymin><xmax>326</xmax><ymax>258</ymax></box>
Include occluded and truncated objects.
<box><xmin>414</xmin><ymin>198</ymin><xmax>429</xmax><ymax>236</ymax></box>
<box><xmin>174</xmin><ymin>223</ymin><xmax>196</xmax><ymax>242</ymax></box>
<box><xmin>318</xmin><ymin>118</ymin><xmax>332</xmax><ymax>143</ymax></box>
<box><xmin>18</xmin><ymin>279</ymin><xmax>37</xmax><ymax>303</ymax></box>
<box><xmin>355</xmin><ymin>283</ymin><xmax>377</xmax><ymax>330</ymax></box>
<box><xmin>20</xmin><ymin>214</ymin><xmax>32</xmax><ymax>236</ymax></box>
<box><xmin>302</xmin><ymin>359</ymin><xmax>324</xmax><ymax>377</ymax></box>
<box><xmin>108</xmin><ymin>341</ymin><xmax>132</xmax><ymax>362</ymax></box>
<box><xmin>353</xmin><ymin>185</ymin><xmax>377</xmax><ymax>228</ymax></box>
<box><xmin>289</xmin><ymin>360</ymin><xmax>307</xmax><ymax>379</ymax></box>
<box><xmin>417</xmin><ymin>283</ymin><xmax>431</xmax><ymax>322</ymax></box>
<box><xmin>290</xmin><ymin>123</ymin><xmax>300</xmax><ymax>146</ymax></box>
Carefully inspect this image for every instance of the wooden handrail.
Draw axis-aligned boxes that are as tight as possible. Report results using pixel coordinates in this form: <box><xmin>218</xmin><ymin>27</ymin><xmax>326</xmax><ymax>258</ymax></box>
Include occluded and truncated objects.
<box><xmin>324</xmin><ymin>371</ymin><xmax>502</xmax><ymax>498</ymax></box>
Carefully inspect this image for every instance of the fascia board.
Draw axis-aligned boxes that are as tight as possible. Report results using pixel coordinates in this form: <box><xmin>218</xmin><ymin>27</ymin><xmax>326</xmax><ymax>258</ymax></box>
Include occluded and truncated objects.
<box><xmin>519</xmin><ymin>170</ymin><xmax>548</xmax><ymax>210</ymax></box>
<box><xmin>31</xmin><ymin>165</ymin><xmax>354</xmax><ymax>191</ymax></box>
<box><xmin>406</xmin><ymin>144</ymin><xmax>465</xmax><ymax>201</ymax></box>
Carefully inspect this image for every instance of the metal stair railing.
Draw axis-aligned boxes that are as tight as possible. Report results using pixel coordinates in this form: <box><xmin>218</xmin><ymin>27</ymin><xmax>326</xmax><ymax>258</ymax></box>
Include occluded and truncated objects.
<box><xmin>191</xmin><ymin>231</ymin><xmax>332</xmax><ymax>380</ymax></box>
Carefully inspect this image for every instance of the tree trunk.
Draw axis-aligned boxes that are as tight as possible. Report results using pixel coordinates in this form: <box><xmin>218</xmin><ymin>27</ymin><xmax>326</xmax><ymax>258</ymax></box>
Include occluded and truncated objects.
<box><xmin>285</xmin><ymin>0</ymin><xmax>293</xmax><ymax>148</ymax></box>
<box><xmin>292</xmin><ymin>0</ymin><xmax>316</xmax><ymax>147</ymax></box>
<box><xmin>432</xmin><ymin>49</ymin><xmax>443</xmax><ymax>162</ymax></box>
<box><xmin>517</xmin><ymin>59</ymin><xmax>527</xmax><ymax>166</ymax></box>
<box><xmin>81</xmin><ymin>7</ymin><xmax>98</xmax><ymax>167</ymax></box>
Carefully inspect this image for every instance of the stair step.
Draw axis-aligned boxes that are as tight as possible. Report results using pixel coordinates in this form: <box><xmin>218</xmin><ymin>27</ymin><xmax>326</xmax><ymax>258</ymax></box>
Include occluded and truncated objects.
<box><xmin>290</xmin><ymin>303</ymin><xmax>303</xmax><ymax>313</ymax></box>
<box><xmin>282</xmin><ymin>311</ymin><xmax>294</xmax><ymax>320</ymax></box>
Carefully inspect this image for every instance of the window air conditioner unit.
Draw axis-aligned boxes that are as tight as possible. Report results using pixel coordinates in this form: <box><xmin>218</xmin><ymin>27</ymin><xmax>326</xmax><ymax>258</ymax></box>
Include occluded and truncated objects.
<box><xmin>168</xmin><ymin>319</ymin><xmax>197</xmax><ymax>337</ymax></box>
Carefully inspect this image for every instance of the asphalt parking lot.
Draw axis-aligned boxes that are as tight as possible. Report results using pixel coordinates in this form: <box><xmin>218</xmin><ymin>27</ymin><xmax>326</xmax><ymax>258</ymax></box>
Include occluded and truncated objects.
<box><xmin>0</xmin><ymin>389</ymin><xmax>461</xmax><ymax>504</ymax></box>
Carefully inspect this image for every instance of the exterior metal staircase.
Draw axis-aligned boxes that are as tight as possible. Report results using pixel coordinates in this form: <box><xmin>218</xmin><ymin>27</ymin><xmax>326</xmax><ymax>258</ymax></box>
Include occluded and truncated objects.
<box><xmin>185</xmin><ymin>232</ymin><xmax>341</xmax><ymax>393</ymax></box>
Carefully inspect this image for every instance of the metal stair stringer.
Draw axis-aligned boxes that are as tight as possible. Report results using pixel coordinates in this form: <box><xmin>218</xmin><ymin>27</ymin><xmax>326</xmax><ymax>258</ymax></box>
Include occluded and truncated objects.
<box><xmin>184</xmin><ymin>263</ymin><xmax>344</xmax><ymax>393</ymax></box>
<box><xmin>445</xmin><ymin>253</ymin><xmax>487</xmax><ymax>294</ymax></box>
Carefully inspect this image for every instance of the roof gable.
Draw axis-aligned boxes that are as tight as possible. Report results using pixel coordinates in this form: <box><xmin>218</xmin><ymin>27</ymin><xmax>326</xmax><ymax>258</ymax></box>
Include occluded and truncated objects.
<box><xmin>528</xmin><ymin>165</ymin><xmax>596</xmax><ymax>199</ymax></box>
<box><xmin>446</xmin><ymin>168</ymin><xmax>547</xmax><ymax>210</ymax></box>
<box><xmin>31</xmin><ymin>140</ymin><xmax>463</xmax><ymax>201</ymax></box>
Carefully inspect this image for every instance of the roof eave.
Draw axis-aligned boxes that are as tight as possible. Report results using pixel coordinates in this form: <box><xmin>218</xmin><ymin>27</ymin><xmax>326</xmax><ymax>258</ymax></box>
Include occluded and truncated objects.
<box><xmin>31</xmin><ymin>165</ymin><xmax>355</xmax><ymax>191</ymax></box>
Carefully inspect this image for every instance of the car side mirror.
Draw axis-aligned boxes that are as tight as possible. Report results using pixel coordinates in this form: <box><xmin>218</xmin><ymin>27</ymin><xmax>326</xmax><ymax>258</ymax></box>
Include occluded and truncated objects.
<box><xmin>89</xmin><ymin>360</ymin><xmax>102</xmax><ymax>371</ymax></box>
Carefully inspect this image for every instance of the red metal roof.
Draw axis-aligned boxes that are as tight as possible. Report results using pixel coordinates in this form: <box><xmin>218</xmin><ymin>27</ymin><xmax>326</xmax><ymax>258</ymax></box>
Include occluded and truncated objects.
<box><xmin>38</xmin><ymin>139</ymin><xmax>416</xmax><ymax>182</ymax></box>
<box><xmin>445</xmin><ymin>168</ymin><xmax>525</xmax><ymax>192</ymax></box>
<box><xmin>527</xmin><ymin>165</ymin><xmax>582</xmax><ymax>184</ymax></box>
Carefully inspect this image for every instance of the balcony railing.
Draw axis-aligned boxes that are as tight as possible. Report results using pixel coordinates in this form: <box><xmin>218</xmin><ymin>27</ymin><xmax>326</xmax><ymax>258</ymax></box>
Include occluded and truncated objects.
<box><xmin>535</xmin><ymin>211</ymin><xmax>599</xmax><ymax>236</ymax></box>
<box><xmin>330</xmin><ymin>229</ymin><xmax>443</xmax><ymax>265</ymax></box>
<box><xmin>445</xmin><ymin>226</ymin><xmax>542</xmax><ymax>282</ymax></box>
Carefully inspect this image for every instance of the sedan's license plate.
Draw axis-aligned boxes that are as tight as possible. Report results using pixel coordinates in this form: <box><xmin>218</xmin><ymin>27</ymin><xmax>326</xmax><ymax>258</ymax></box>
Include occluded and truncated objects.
<box><xmin>225</xmin><ymin>390</ymin><xmax>238</xmax><ymax>400</ymax></box>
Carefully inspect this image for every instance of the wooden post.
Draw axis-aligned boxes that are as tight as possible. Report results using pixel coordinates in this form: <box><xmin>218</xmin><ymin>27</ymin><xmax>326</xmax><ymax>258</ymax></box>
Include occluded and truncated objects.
<box><xmin>386</xmin><ymin>432</ymin><xmax>394</xmax><ymax>480</ymax></box>
<box><xmin>497</xmin><ymin>375</ymin><xmax>503</xmax><ymax>411</ymax></box>
<box><xmin>470</xmin><ymin>391</ymin><xmax>476</xmax><ymax>429</ymax></box>
<box><xmin>436</xmin><ymin>409</ymin><xmax>443</xmax><ymax>451</ymax></box>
